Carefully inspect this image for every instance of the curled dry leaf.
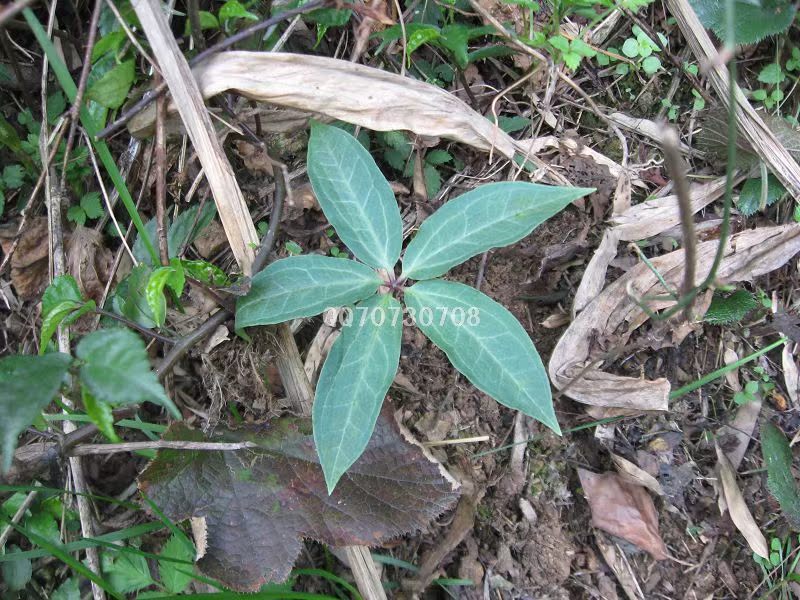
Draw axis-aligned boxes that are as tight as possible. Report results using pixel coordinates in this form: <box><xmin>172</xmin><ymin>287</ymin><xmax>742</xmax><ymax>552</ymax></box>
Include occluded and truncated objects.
<box><xmin>550</xmin><ymin>225</ymin><xmax>800</xmax><ymax>411</ymax></box>
<box><xmin>128</xmin><ymin>52</ymin><xmax>543</xmax><ymax>170</ymax></box>
<box><xmin>782</xmin><ymin>344</ymin><xmax>800</xmax><ymax>408</ymax></box>
<box><xmin>578</xmin><ymin>468</ymin><xmax>668</xmax><ymax>560</ymax></box>
<box><xmin>65</xmin><ymin>227</ymin><xmax>114</xmax><ymax>303</ymax></box>
<box><xmin>610</xmin><ymin>453</ymin><xmax>664</xmax><ymax>496</ymax></box>
<box><xmin>715</xmin><ymin>444</ymin><xmax>769</xmax><ymax>559</ymax></box>
<box><xmin>139</xmin><ymin>408</ymin><xmax>459</xmax><ymax>591</ymax></box>
<box><xmin>0</xmin><ymin>217</ymin><xmax>50</xmax><ymax>300</ymax></box>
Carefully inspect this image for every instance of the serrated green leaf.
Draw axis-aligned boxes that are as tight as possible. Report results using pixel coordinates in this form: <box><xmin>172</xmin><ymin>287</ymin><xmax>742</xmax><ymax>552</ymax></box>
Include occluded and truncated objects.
<box><xmin>3</xmin><ymin>164</ymin><xmax>24</xmax><ymax>189</ymax></box>
<box><xmin>76</xmin><ymin>328</ymin><xmax>179</xmax><ymax>417</ymax></box>
<box><xmin>314</xmin><ymin>294</ymin><xmax>402</xmax><ymax>493</ymax></box>
<box><xmin>158</xmin><ymin>533</ymin><xmax>195</xmax><ymax>593</ymax></box>
<box><xmin>236</xmin><ymin>255</ymin><xmax>381</xmax><ymax>327</ymax></box>
<box><xmin>570</xmin><ymin>38</ymin><xmax>596</xmax><ymax>58</ymax></box>
<box><xmin>759</xmin><ymin>63</ymin><xmax>785</xmax><ymax>85</ymax></box>
<box><xmin>761</xmin><ymin>422</ymin><xmax>800</xmax><ymax>529</ymax></box>
<box><xmin>86</xmin><ymin>59</ymin><xmax>135</xmax><ymax>109</ymax></box>
<box><xmin>2</xmin><ymin>546</ymin><xmax>32</xmax><ymax>591</ymax></box>
<box><xmin>690</xmin><ymin>0</ymin><xmax>796</xmax><ymax>44</ymax></box>
<box><xmin>0</xmin><ymin>353</ymin><xmax>71</xmax><ymax>471</ymax></box>
<box><xmin>40</xmin><ymin>275</ymin><xmax>86</xmax><ymax>352</ymax></box>
<box><xmin>82</xmin><ymin>387</ymin><xmax>120</xmax><ymax>442</ymax></box>
<box><xmin>737</xmin><ymin>174</ymin><xmax>786</xmax><ymax>216</ymax></box>
<box><xmin>548</xmin><ymin>35</ymin><xmax>570</xmax><ymax>53</ymax></box>
<box><xmin>47</xmin><ymin>92</ymin><xmax>66</xmax><ymax>125</ymax></box>
<box><xmin>563</xmin><ymin>51</ymin><xmax>581</xmax><ymax>70</ymax></box>
<box><xmin>404</xmin><ymin>280</ymin><xmax>559</xmax><ymax>432</ymax></box>
<box><xmin>66</xmin><ymin>205</ymin><xmax>87</xmax><ymax>226</ymax></box>
<box><xmin>425</xmin><ymin>149</ymin><xmax>452</xmax><ymax>166</ymax></box>
<box><xmin>308</xmin><ymin>122</ymin><xmax>402</xmax><ymax>270</ymax></box>
<box><xmin>402</xmin><ymin>182</ymin><xmax>593</xmax><ymax>280</ymax></box>
<box><xmin>51</xmin><ymin>577</ymin><xmax>80</xmax><ymax>600</ymax></box>
<box><xmin>80</xmin><ymin>191</ymin><xmax>104</xmax><ymax>219</ymax></box>
<box><xmin>102</xmin><ymin>552</ymin><xmax>154</xmax><ymax>594</ymax></box>
<box><xmin>440</xmin><ymin>24</ymin><xmax>470</xmax><ymax>68</ymax></box>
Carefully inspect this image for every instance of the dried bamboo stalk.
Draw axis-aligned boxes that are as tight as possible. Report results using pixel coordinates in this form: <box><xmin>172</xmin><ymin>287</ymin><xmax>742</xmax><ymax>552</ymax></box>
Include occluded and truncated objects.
<box><xmin>665</xmin><ymin>0</ymin><xmax>800</xmax><ymax>199</ymax></box>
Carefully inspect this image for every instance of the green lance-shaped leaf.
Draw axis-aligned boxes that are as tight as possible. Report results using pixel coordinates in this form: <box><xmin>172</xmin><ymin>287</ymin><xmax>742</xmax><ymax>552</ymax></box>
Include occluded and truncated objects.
<box><xmin>236</xmin><ymin>255</ymin><xmax>382</xmax><ymax>327</ymax></box>
<box><xmin>76</xmin><ymin>329</ymin><xmax>180</xmax><ymax>418</ymax></box>
<box><xmin>314</xmin><ymin>293</ymin><xmax>402</xmax><ymax>493</ymax></box>
<box><xmin>40</xmin><ymin>275</ymin><xmax>95</xmax><ymax>353</ymax></box>
<box><xmin>402</xmin><ymin>182</ymin><xmax>594</xmax><ymax>280</ymax></box>
<box><xmin>307</xmin><ymin>122</ymin><xmax>403</xmax><ymax>270</ymax></box>
<box><xmin>761</xmin><ymin>422</ymin><xmax>800</xmax><ymax>529</ymax></box>
<box><xmin>1</xmin><ymin>353</ymin><xmax>72</xmax><ymax>472</ymax></box>
<box><xmin>404</xmin><ymin>279</ymin><xmax>560</xmax><ymax>433</ymax></box>
<box><xmin>145</xmin><ymin>260</ymin><xmax>186</xmax><ymax>328</ymax></box>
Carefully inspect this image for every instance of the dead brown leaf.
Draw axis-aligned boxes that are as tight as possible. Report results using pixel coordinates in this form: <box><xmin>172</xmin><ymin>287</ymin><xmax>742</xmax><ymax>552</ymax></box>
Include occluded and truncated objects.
<box><xmin>65</xmin><ymin>227</ymin><xmax>113</xmax><ymax>303</ymax></box>
<box><xmin>578</xmin><ymin>468</ymin><xmax>668</xmax><ymax>560</ymax></box>
<box><xmin>550</xmin><ymin>225</ymin><xmax>800</xmax><ymax>411</ymax></box>
<box><xmin>128</xmin><ymin>52</ymin><xmax>552</xmax><ymax>174</ymax></box>
<box><xmin>0</xmin><ymin>217</ymin><xmax>50</xmax><ymax>300</ymax></box>
<box><xmin>715</xmin><ymin>444</ymin><xmax>768</xmax><ymax>559</ymax></box>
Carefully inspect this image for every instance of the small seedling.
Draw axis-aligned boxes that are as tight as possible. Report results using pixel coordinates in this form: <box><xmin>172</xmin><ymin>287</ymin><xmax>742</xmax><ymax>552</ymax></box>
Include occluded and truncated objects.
<box><xmin>236</xmin><ymin>121</ymin><xmax>593</xmax><ymax>491</ymax></box>
<box><xmin>597</xmin><ymin>25</ymin><xmax>664</xmax><ymax>75</ymax></box>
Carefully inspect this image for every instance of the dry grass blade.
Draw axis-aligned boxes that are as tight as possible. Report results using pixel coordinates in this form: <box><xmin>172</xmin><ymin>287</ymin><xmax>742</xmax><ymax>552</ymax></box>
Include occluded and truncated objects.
<box><xmin>126</xmin><ymin>51</ymin><xmax>551</xmax><ymax>172</ymax></box>
<box><xmin>665</xmin><ymin>0</ymin><xmax>800</xmax><ymax>199</ymax></box>
<box><xmin>549</xmin><ymin>225</ymin><xmax>800</xmax><ymax>410</ymax></box>
<box><xmin>715</xmin><ymin>444</ymin><xmax>769</xmax><ymax>559</ymax></box>
<box><xmin>131</xmin><ymin>0</ymin><xmax>258</xmax><ymax>273</ymax></box>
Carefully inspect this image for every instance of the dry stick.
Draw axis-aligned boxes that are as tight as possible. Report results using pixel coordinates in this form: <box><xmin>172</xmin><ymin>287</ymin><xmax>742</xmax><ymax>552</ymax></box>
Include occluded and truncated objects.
<box><xmin>665</xmin><ymin>0</ymin><xmax>800</xmax><ymax>199</ymax></box>
<box><xmin>661</xmin><ymin>127</ymin><xmax>696</xmax><ymax>321</ymax></box>
<box><xmin>0</xmin><ymin>489</ymin><xmax>38</xmax><ymax>550</ymax></box>
<box><xmin>154</xmin><ymin>79</ymin><xmax>169</xmax><ymax>265</ymax></box>
<box><xmin>60</xmin><ymin>0</ymin><xmax>102</xmax><ymax>179</ymax></box>
<box><xmin>187</xmin><ymin>0</ymin><xmax>205</xmax><ymax>51</ymax></box>
<box><xmin>39</xmin><ymin>5</ymin><xmax>103</xmax><ymax>597</ymax></box>
<box><xmin>70</xmin><ymin>440</ymin><xmax>258</xmax><ymax>455</ymax></box>
<box><xmin>95</xmin><ymin>0</ymin><xmax>327</xmax><ymax>140</ymax></box>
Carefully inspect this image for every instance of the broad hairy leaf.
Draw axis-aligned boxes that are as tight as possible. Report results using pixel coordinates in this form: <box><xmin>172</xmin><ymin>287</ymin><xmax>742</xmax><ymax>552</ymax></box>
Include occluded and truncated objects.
<box><xmin>761</xmin><ymin>422</ymin><xmax>800</xmax><ymax>529</ymax></box>
<box><xmin>404</xmin><ymin>279</ymin><xmax>560</xmax><ymax>433</ymax></box>
<box><xmin>690</xmin><ymin>0</ymin><xmax>796</xmax><ymax>44</ymax></box>
<box><xmin>737</xmin><ymin>174</ymin><xmax>786</xmax><ymax>217</ymax></box>
<box><xmin>236</xmin><ymin>255</ymin><xmax>381</xmax><ymax>327</ymax></box>
<box><xmin>86</xmin><ymin>59</ymin><xmax>135</xmax><ymax>109</ymax></box>
<box><xmin>307</xmin><ymin>122</ymin><xmax>402</xmax><ymax>271</ymax></box>
<box><xmin>0</xmin><ymin>353</ymin><xmax>71</xmax><ymax>471</ymax></box>
<box><xmin>76</xmin><ymin>329</ymin><xmax>180</xmax><ymax>418</ymax></box>
<box><xmin>40</xmin><ymin>275</ymin><xmax>95</xmax><ymax>353</ymax></box>
<box><xmin>314</xmin><ymin>293</ymin><xmax>402</xmax><ymax>493</ymax></box>
<box><xmin>139</xmin><ymin>410</ymin><xmax>458</xmax><ymax>591</ymax></box>
<box><xmin>402</xmin><ymin>182</ymin><xmax>593</xmax><ymax>280</ymax></box>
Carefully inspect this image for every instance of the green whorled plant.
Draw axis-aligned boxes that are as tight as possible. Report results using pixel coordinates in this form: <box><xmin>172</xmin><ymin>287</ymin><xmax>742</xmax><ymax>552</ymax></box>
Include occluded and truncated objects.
<box><xmin>236</xmin><ymin>122</ymin><xmax>593</xmax><ymax>492</ymax></box>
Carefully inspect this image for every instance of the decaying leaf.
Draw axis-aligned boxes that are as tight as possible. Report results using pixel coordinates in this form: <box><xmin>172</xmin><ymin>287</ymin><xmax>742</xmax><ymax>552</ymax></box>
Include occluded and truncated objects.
<box><xmin>128</xmin><ymin>52</ymin><xmax>535</xmax><ymax>168</ymax></box>
<box><xmin>139</xmin><ymin>408</ymin><xmax>459</xmax><ymax>591</ymax></box>
<box><xmin>578</xmin><ymin>468</ymin><xmax>668</xmax><ymax>560</ymax></box>
<box><xmin>715</xmin><ymin>444</ymin><xmax>769</xmax><ymax>558</ymax></box>
<box><xmin>65</xmin><ymin>227</ymin><xmax>114</xmax><ymax>303</ymax></box>
<box><xmin>550</xmin><ymin>225</ymin><xmax>800</xmax><ymax>411</ymax></box>
<box><xmin>783</xmin><ymin>345</ymin><xmax>800</xmax><ymax>408</ymax></box>
<box><xmin>0</xmin><ymin>217</ymin><xmax>50</xmax><ymax>300</ymax></box>
<box><xmin>610</xmin><ymin>454</ymin><xmax>664</xmax><ymax>496</ymax></box>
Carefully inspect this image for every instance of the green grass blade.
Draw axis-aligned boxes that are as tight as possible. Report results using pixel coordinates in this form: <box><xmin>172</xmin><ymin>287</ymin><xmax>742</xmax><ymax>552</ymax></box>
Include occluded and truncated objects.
<box><xmin>22</xmin><ymin>8</ymin><xmax>159</xmax><ymax>265</ymax></box>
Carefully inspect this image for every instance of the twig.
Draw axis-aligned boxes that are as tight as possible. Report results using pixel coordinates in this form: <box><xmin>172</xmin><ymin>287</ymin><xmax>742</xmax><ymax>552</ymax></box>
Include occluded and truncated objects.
<box><xmin>95</xmin><ymin>0</ymin><xmax>327</xmax><ymax>140</ymax></box>
<box><xmin>70</xmin><ymin>440</ymin><xmax>257</xmax><ymax>455</ymax></box>
<box><xmin>94</xmin><ymin>309</ymin><xmax>176</xmax><ymax>343</ymax></box>
<box><xmin>39</xmin><ymin>4</ymin><xmax>104</xmax><ymax>597</ymax></box>
<box><xmin>251</xmin><ymin>161</ymin><xmax>287</xmax><ymax>273</ymax></box>
<box><xmin>186</xmin><ymin>0</ymin><xmax>205</xmax><ymax>50</ymax></box>
<box><xmin>661</xmin><ymin>127</ymin><xmax>696</xmax><ymax>320</ymax></box>
<box><xmin>0</xmin><ymin>0</ymin><xmax>35</xmax><ymax>28</ymax></box>
<box><xmin>60</xmin><ymin>0</ymin><xmax>102</xmax><ymax>180</ymax></box>
<box><xmin>156</xmin><ymin>309</ymin><xmax>231</xmax><ymax>379</ymax></box>
<box><xmin>0</xmin><ymin>489</ymin><xmax>38</xmax><ymax>550</ymax></box>
<box><xmin>0</xmin><ymin>30</ymin><xmax>35</xmax><ymax>110</ymax></box>
<box><xmin>154</xmin><ymin>76</ymin><xmax>169</xmax><ymax>265</ymax></box>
